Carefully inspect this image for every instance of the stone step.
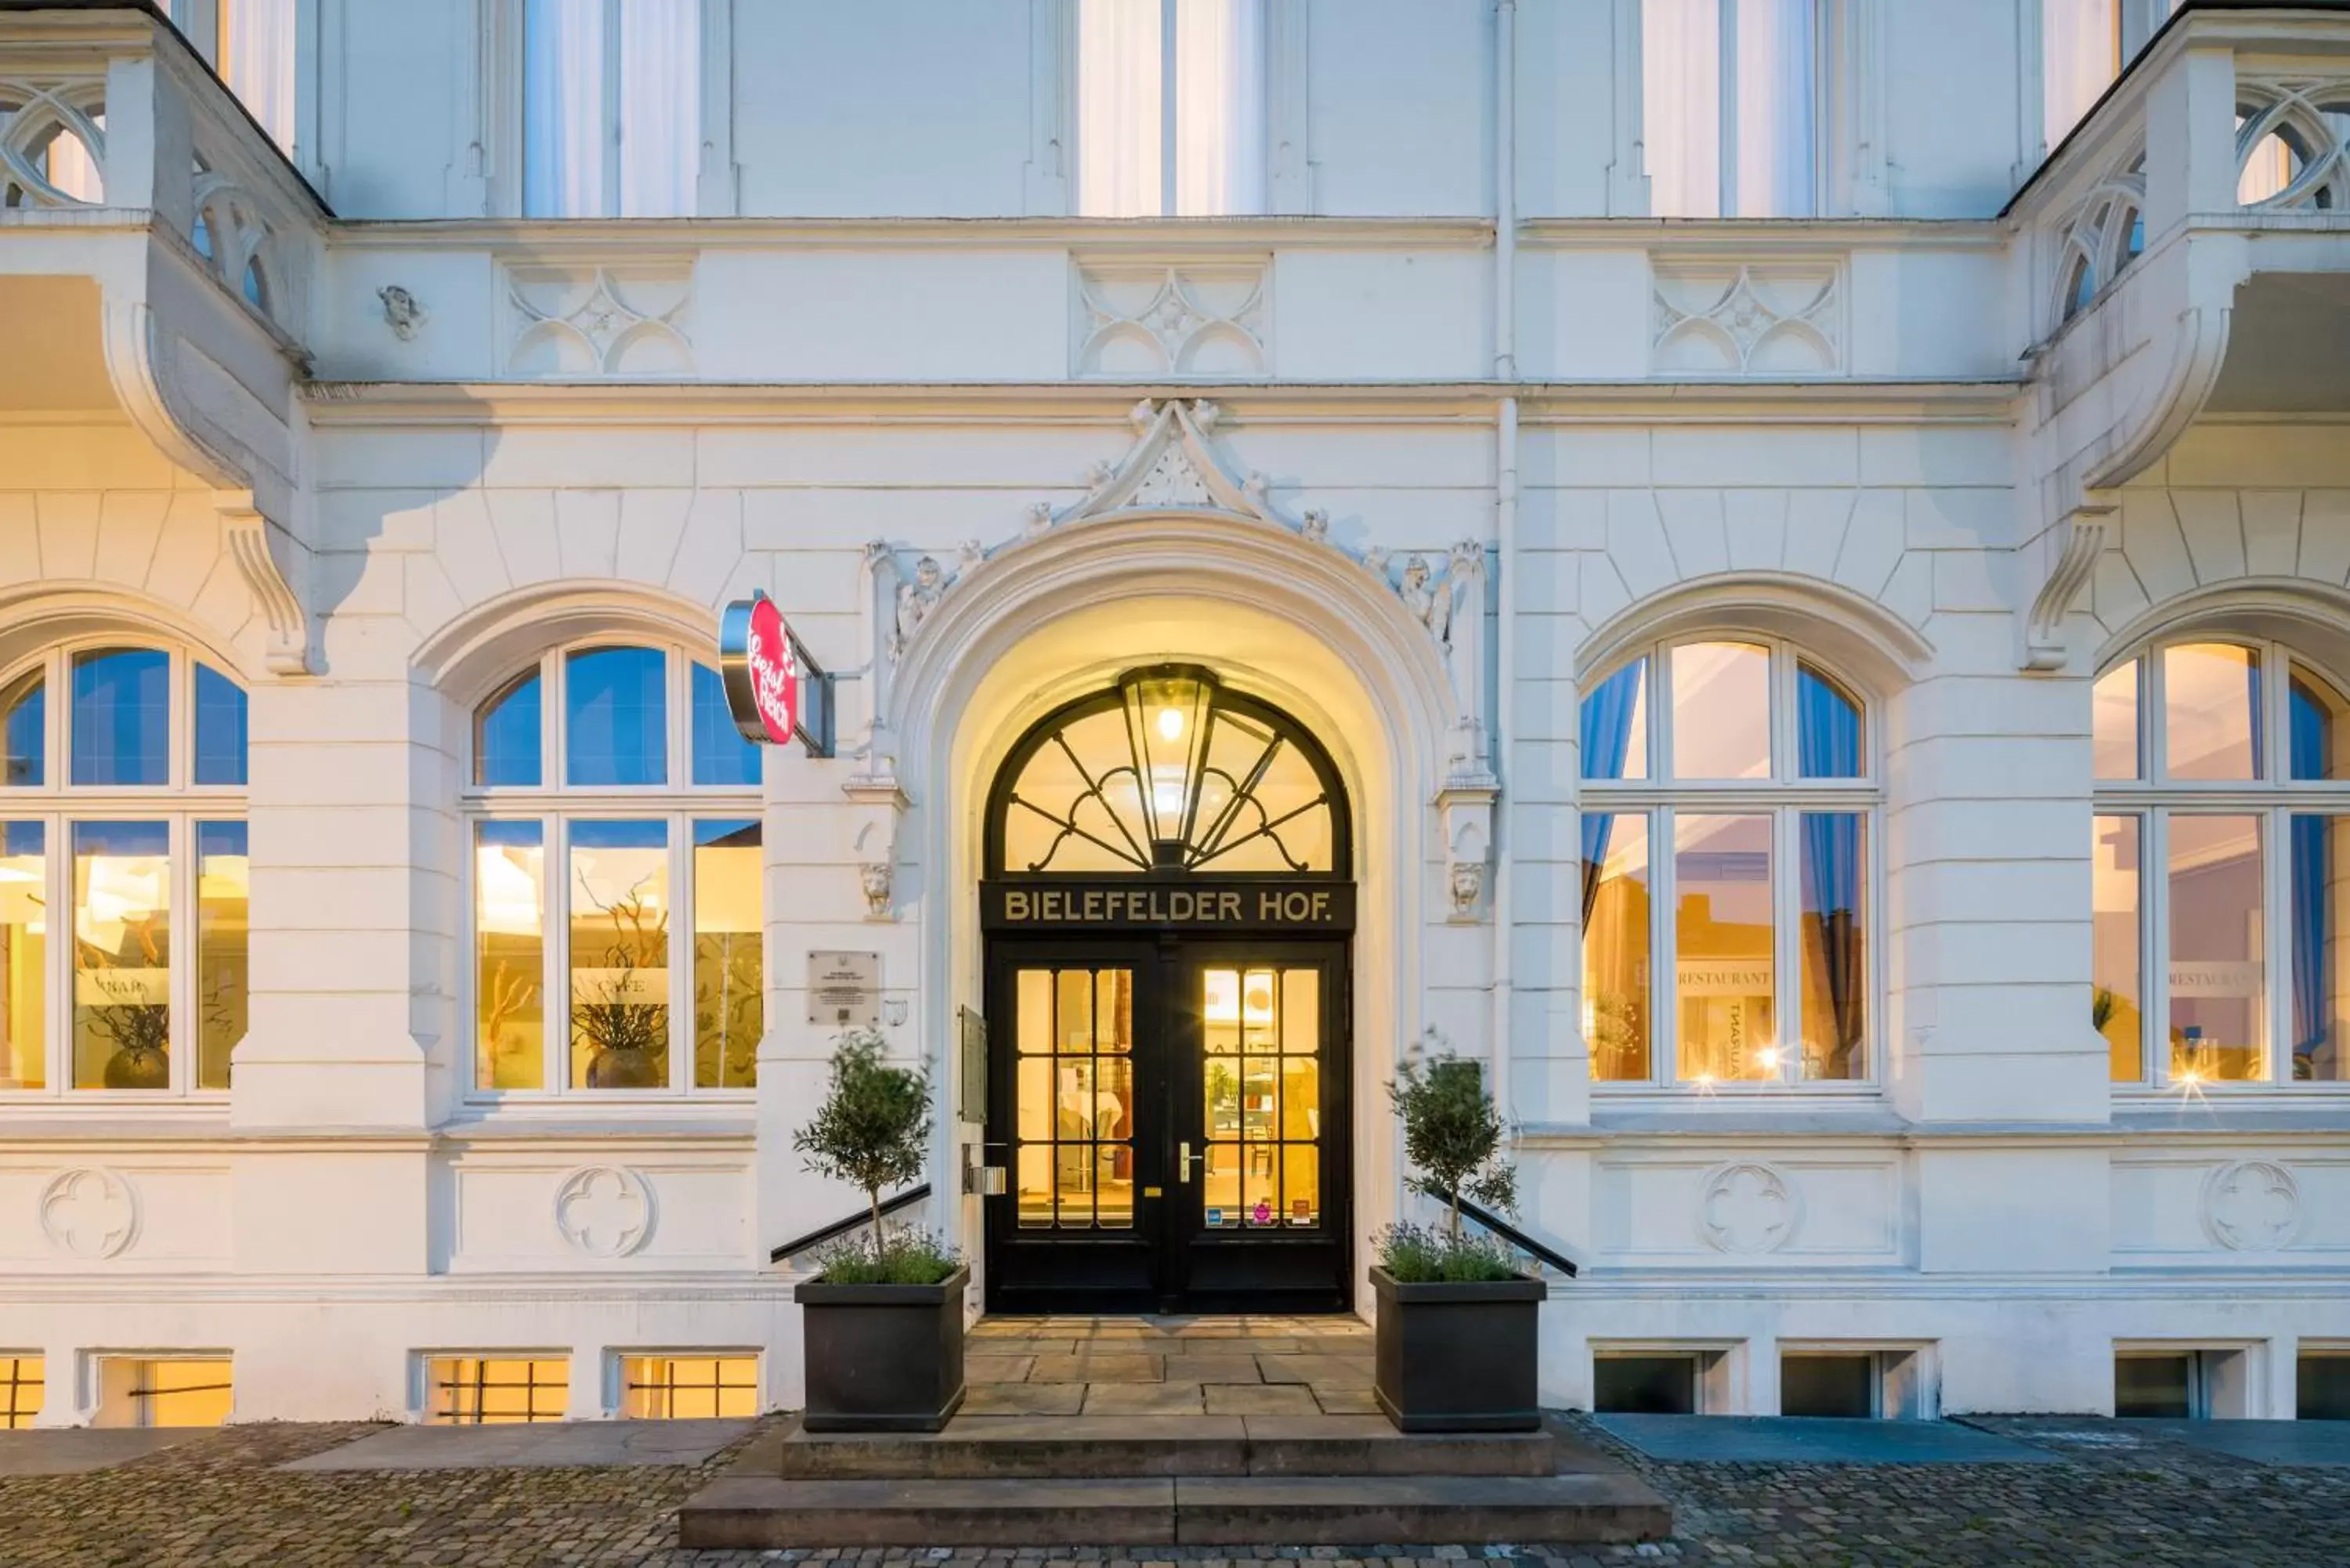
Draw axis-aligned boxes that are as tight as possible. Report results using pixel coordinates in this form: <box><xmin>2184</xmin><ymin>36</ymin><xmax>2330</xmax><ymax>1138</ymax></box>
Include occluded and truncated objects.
<box><xmin>677</xmin><ymin>1472</ymin><xmax>1673</xmax><ymax>1549</ymax></box>
<box><xmin>773</xmin><ymin>1413</ymin><xmax>1560</xmax><ymax>1479</ymax></box>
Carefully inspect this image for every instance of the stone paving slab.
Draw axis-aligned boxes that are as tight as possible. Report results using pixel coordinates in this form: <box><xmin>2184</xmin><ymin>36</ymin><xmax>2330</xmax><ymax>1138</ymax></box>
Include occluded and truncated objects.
<box><xmin>1083</xmin><ymin>1381</ymin><xmax>1208</xmax><ymax>1414</ymax></box>
<box><xmin>1312</xmin><ymin>1387</ymin><xmax>1383</xmax><ymax>1414</ymax></box>
<box><xmin>1593</xmin><ymin>1414</ymin><xmax>2062</xmax><ymax>1465</ymax></box>
<box><xmin>2120</xmin><ymin>1418</ymin><xmax>2350</xmax><ymax>1466</ymax></box>
<box><xmin>279</xmin><ymin>1417</ymin><xmax>752</xmax><ymax>1471</ymax></box>
<box><xmin>1205</xmin><ymin>1383</ymin><xmax>1324</xmax><ymax>1416</ymax></box>
<box><xmin>1027</xmin><ymin>1353</ymin><xmax>1163</xmax><ymax>1383</ymax></box>
<box><xmin>0</xmin><ymin>1429</ymin><xmax>207</xmax><ymax>1476</ymax></box>
<box><xmin>962</xmin><ymin>1382</ymin><xmax>1087</xmax><ymax>1416</ymax></box>
<box><xmin>1162</xmin><ymin>1353</ymin><xmax>1269</xmax><ymax>1383</ymax></box>
<box><xmin>1259</xmin><ymin>1355</ymin><xmax>1378</xmax><ymax>1386</ymax></box>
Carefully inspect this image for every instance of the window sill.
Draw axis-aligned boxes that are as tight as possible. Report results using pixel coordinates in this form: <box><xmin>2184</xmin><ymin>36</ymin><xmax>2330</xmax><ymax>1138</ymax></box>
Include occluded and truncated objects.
<box><xmin>1579</xmin><ymin>1092</ymin><xmax>1902</xmax><ymax>1140</ymax></box>
<box><xmin>440</xmin><ymin>1099</ymin><xmax>757</xmax><ymax>1143</ymax></box>
<box><xmin>0</xmin><ymin>1098</ymin><xmax>233</xmax><ymax>1141</ymax></box>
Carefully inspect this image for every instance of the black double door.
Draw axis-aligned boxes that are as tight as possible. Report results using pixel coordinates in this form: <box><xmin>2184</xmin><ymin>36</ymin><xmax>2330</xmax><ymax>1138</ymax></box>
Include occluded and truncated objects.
<box><xmin>983</xmin><ymin>937</ymin><xmax>1350</xmax><ymax>1313</ymax></box>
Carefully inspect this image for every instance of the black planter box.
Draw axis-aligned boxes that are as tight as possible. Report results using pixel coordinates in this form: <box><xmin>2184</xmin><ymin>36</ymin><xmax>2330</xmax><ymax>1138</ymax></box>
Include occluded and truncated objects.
<box><xmin>797</xmin><ymin>1266</ymin><xmax>968</xmax><ymax>1433</ymax></box>
<box><xmin>1370</xmin><ymin>1264</ymin><xmax>1545</xmax><ymax>1433</ymax></box>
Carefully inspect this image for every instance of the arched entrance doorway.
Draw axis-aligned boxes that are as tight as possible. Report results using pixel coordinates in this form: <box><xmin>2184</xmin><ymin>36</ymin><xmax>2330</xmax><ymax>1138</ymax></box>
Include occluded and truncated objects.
<box><xmin>982</xmin><ymin>663</ymin><xmax>1354</xmax><ymax>1313</ymax></box>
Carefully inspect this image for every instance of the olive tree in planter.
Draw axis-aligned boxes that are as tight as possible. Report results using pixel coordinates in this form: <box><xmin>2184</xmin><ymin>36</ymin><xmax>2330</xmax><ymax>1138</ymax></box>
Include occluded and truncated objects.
<box><xmin>1371</xmin><ymin>1053</ymin><xmax>1542</xmax><ymax>1432</ymax></box>
<box><xmin>791</xmin><ymin>1028</ymin><xmax>966</xmax><ymax>1432</ymax></box>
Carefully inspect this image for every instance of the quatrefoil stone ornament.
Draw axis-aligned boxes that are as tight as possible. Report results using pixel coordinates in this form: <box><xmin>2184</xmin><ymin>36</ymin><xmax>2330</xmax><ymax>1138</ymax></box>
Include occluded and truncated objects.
<box><xmin>1697</xmin><ymin>1161</ymin><xmax>1799</xmax><ymax>1255</ymax></box>
<box><xmin>553</xmin><ymin>1165</ymin><xmax>653</xmax><ymax>1259</ymax></box>
<box><xmin>38</xmin><ymin>1167</ymin><xmax>138</xmax><ymax>1260</ymax></box>
<box><xmin>2202</xmin><ymin>1159</ymin><xmax>2301</xmax><ymax>1252</ymax></box>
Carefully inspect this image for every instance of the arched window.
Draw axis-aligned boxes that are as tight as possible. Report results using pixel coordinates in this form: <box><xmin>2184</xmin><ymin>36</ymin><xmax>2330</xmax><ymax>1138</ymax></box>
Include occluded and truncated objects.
<box><xmin>986</xmin><ymin>667</ymin><xmax>1347</xmax><ymax>878</ymax></box>
<box><xmin>465</xmin><ymin>642</ymin><xmax>763</xmax><ymax>1097</ymax></box>
<box><xmin>0</xmin><ymin>644</ymin><xmax>248</xmax><ymax>1094</ymax></box>
<box><xmin>1578</xmin><ymin>637</ymin><xmax>1874</xmax><ymax>1087</ymax></box>
<box><xmin>2092</xmin><ymin>637</ymin><xmax>2350</xmax><ymax>1086</ymax></box>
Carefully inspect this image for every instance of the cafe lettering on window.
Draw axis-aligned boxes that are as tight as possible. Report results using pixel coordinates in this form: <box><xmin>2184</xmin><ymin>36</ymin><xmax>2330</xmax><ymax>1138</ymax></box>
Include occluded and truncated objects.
<box><xmin>981</xmin><ymin>880</ymin><xmax>1355</xmax><ymax>933</ymax></box>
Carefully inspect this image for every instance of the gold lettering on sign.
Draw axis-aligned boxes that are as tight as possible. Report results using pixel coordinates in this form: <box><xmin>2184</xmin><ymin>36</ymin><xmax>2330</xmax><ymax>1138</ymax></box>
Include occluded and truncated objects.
<box><xmin>997</xmin><ymin>884</ymin><xmax>1341</xmax><ymax>924</ymax></box>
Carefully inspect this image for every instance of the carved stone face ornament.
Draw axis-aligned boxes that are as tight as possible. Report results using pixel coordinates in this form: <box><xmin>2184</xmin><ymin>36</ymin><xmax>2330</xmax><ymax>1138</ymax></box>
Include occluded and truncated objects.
<box><xmin>1448</xmin><ymin>860</ymin><xmax>1483</xmax><ymax>917</ymax></box>
<box><xmin>859</xmin><ymin>861</ymin><xmax>893</xmax><ymax>919</ymax></box>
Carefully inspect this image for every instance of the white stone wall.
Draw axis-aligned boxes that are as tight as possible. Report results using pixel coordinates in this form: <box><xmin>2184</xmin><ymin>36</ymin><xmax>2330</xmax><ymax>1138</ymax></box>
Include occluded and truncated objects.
<box><xmin>1</xmin><ymin>0</ymin><xmax>2346</xmax><ymax>1427</ymax></box>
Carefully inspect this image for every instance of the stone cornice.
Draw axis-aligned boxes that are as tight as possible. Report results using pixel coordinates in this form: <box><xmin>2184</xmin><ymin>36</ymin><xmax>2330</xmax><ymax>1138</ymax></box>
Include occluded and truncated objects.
<box><xmin>302</xmin><ymin>378</ymin><xmax>2024</xmax><ymax>425</ymax></box>
<box><xmin>334</xmin><ymin>214</ymin><xmax>1499</xmax><ymax>251</ymax></box>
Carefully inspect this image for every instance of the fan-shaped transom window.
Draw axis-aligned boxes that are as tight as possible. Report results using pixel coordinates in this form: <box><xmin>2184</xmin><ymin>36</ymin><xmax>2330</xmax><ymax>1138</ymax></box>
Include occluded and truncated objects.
<box><xmin>1580</xmin><ymin>638</ymin><xmax>1875</xmax><ymax>1090</ymax></box>
<box><xmin>2092</xmin><ymin>637</ymin><xmax>2350</xmax><ymax>1086</ymax></box>
<box><xmin>0</xmin><ymin>643</ymin><xmax>249</xmax><ymax>1097</ymax></box>
<box><xmin>465</xmin><ymin>643</ymin><xmax>764</xmax><ymax>1100</ymax></box>
<box><xmin>990</xmin><ymin>667</ymin><xmax>1347</xmax><ymax>878</ymax></box>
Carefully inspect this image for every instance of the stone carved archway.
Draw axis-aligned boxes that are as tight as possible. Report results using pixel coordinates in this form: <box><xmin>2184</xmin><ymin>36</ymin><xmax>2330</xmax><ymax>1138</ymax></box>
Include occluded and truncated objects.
<box><xmin>848</xmin><ymin>398</ymin><xmax>1495</xmax><ymax>924</ymax></box>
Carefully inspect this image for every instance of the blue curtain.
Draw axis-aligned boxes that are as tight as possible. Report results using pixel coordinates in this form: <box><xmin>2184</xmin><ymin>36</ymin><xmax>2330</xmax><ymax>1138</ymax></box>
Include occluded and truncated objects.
<box><xmin>1579</xmin><ymin>661</ymin><xmax>1644</xmax><ymax>919</ymax></box>
<box><xmin>1797</xmin><ymin>665</ymin><xmax>1862</xmax><ymax>779</ymax></box>
<box><xmin>2291</xmin><ymin>684</ymin><xmax>2330</xmax><ymax>1080</ymax></box>
<box><xmin>1801</xmin><ymin>811</ymin><xmax>1865</xmax><ymax>1078</ymax></box>
<box><xmin>2292</xmin><ymin>815</ymin><xmax>2329</xmax><ymax>1082</ymax></box>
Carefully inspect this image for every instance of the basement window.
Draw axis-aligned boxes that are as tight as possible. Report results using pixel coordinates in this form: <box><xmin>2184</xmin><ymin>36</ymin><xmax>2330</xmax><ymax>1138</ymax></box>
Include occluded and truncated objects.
<box><xmin>2116</xmin><ymin>1347</ymin><xmax>2253</xmax><ymax>1419</ymax></box>
<box><xmin>620</xmin><ymin>1355</ymin><xmax>757</xmax><ymax>1419</ymax></box>
<box><xmin>1781</xmin><ymin>1353</ymin><xmax>1875</xmax><ymax>1418</ymax></box>
<box><xmin>1596</xmin><ymin>1354</ymin><xmax>1697</xmax><ymax>1414</ymax></box>
<box><xmin>427</xmin><ymin>1357</ymin><xmax>569</xmax><ymax>1425</ymax></box>
<box><xmin>98</xmin><ymin>1357</ymin><xmax>231</xmax><ymax>1427</ymax></box>
<box><xmin>0</xmin><ymin>1356</ymin><xmax>41</xmax><ymax>1429</ymax></box>
<box><xmin>2301</xmin><ymin>1352</ymin><xmax>2350</xmax><ymax>1421</ymax></box>
<box><xmin>1778</xmin><ymin>1346</ymin><xmax>1933</xmax><ymax>1419</ymax></box>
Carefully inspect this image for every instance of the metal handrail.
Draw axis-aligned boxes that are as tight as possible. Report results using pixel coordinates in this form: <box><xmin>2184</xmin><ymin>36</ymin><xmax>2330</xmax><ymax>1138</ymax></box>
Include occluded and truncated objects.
<box><xmin>768</xmin><ymin>1183</ymin><xmax>933</xmax><ymax>1263</ymax></box>
<box><xmin>1455</xmin><ymin>1193</ymin><xmax>1579</xmax><ymax>1278</ymax></box>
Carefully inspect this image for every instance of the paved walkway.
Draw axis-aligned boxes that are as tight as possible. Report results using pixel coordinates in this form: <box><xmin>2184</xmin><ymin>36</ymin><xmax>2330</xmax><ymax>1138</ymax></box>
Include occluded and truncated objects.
<box><xmin>0</xmin><ymin>1381</ymin><xmax>2347</xmax><ymax>1564</ymax></box>
<box><xmin>965</xmin><ymin>1315</ymin><xmax>1376</xmax><ymax>1418</ymax></box>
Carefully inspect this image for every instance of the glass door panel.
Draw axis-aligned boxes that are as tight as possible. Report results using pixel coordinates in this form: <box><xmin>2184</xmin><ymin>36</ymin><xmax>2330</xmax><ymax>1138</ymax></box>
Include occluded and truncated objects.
<box><xmin>1013</xmin><ymin>964</ymin><xmax>1137</xmax><ymax>1230</ymax></box>
<box><xmin>1198</xmin><ymin>965</ymin><xmax>1322</xmax><ymax>1230</ymax></box>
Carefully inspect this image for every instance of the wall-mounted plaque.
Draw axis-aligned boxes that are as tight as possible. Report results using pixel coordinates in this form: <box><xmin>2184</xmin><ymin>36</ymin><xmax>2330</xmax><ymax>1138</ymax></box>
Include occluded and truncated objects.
<box><xmin>807</xmin><ymin>950</ymin><xmax>881</xmax><ymax>1029</ymax></box>
<box><xmin>956</xmin><ymin>1006</ymin><xmax>988</xmax><ymax>1125</ymax></box>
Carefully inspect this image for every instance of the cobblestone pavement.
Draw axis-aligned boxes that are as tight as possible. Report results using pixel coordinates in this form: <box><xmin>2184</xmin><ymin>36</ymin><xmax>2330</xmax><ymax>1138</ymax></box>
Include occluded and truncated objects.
<box><xmin>2</xmin><ymin>1412</ymin><xmax>2347</xmax><ymax>1566</ymax></box>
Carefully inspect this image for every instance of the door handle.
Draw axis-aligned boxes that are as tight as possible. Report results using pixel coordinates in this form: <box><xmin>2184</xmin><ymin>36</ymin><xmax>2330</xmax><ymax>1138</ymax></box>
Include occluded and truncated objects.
<box><xmin>1177</xmin><ymin>1141</ymin><xmax>1205</xmax><ymax>1183</ymax></box>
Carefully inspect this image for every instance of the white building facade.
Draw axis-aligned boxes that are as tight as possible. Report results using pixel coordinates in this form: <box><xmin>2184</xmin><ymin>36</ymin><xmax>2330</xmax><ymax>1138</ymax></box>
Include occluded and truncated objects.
<box><xmin>2</xmin><ymin>0</ymin><xmax>2348</xmax><ymax>1428</ymax></box>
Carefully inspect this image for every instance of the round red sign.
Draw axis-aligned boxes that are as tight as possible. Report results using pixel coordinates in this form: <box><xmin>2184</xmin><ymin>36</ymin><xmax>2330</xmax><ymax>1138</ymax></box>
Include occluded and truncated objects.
<box><xmin>742</xmin><ymin>595</ymin><xmax>798</xmax><ymax>744</ymax></box>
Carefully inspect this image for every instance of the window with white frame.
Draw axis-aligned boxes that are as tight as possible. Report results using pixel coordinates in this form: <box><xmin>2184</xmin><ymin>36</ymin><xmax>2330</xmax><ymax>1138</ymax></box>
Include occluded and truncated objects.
<box><xmin>158</xmin><ymin>0</ymin><xmax>300</xmax><ymax>154</ymax></box>
<box><xmin>1641</xmin><ymin>0</ymin><xmax>1821</xmax><ymax>219</ymax></box>
<box><xmin>1579</xmin><ymin>638</ymin><xmax>1873</xmax><ymax>1086</ymax></box>
<box><xmin>620</xmin><ymin>1353</ymin><xmax>757</xmax><ymax>1418</ymax></box>
<box><xmin>522</xmin><ymin>0</ymin><xmax>700</xmax><ymax>218</ymax></box>
<box><xmin>0</xmin><ymin>645</ymin><xmax>248</xmax><ymax>1095</ymax></box>
<box><xmin>1076</xmin><ymin>0</ymin><xmax>1267</xmax><ymax>217</ymax></box>
<box><xmin>2042</xmin><ymin>0</ymin><xmax>2121</xmax><ymax>153</ymax></box>
<box><xmin>426</xmin><ymin>1356</ymin><xmax>569</xmax><ymax>1424</ymax></box>
<box><xmin>466</xmin><ymin>643</ymin><xmax>763</xmax><ymax>1097</ymax></box>
<box><xmin>99</xmin><ymin>1357</ymin><xmax>233</xmax><ymax>1427</ymax></box>
<box><xmin>2092</xmin><ymin>638</ymin><xmax>2350</xmax><ymax>1086</ymax></box>
<box><xmin>2044</xmin><ymin>2</ymin><xmax>2199</xmax><ymax>154</ymax></box>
